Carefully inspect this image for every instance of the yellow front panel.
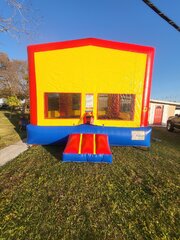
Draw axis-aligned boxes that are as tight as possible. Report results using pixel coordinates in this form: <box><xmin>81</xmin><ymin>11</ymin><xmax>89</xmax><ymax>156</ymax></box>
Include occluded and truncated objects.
<box><xmin>35</xmin><ymin>46</ymin><xmax>147</xmax><ymax>127</ymax></box>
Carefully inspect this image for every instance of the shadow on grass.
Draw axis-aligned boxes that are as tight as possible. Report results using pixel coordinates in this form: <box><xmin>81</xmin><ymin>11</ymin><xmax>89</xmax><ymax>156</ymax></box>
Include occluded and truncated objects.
<box><xmin>4</xmin><ymin>111</ymin><xmax>28</xmax><ymax>141</ymax></box>
<box><xmin>43</xmin><ymin>144</ymin><xmax>66</xmax><ymax>162</ymax></box>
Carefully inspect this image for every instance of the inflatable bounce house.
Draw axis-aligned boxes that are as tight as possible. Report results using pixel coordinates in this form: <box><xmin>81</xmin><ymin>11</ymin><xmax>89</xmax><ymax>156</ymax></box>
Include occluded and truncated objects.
<box><xmin>27</xmin><ymin>38</ymin><xmax>155</xmax><ymax>163</ymax></box>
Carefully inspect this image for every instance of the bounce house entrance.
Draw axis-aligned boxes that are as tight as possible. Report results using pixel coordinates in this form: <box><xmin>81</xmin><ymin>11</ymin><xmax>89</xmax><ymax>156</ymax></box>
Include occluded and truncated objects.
<box><xmin>63</xmin><ymin>133</ymin><xmax>112</xmax><ymax>163</ymax></box>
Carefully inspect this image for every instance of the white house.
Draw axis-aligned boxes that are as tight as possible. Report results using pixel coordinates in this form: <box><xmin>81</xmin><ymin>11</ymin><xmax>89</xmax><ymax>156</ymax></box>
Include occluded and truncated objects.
<box><xmin>149</xmin><ymin>99</ymin><xmax>180</xmax><ymax>126</ymax></box>
<box><xmin>0</xmin><ymin>98</ymin><xmax>5</xmax><ymax>107</ymax></box>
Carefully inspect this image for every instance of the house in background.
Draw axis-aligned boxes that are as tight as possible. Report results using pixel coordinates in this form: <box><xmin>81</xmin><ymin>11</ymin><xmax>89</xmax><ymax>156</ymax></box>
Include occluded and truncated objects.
<box><xmin>175</xmin><ymin>106</ymin><xmax>180</xmax><ymax>115</ymax></box>
<box><xmin>0</xmin><ymin>98</ymin><xmax>4</xmax><ymax>107</ymax></box>
<box><xmin>149</xmin><ymin>99</ymin><xmax>180</xmax><ymax>126</ymax></box>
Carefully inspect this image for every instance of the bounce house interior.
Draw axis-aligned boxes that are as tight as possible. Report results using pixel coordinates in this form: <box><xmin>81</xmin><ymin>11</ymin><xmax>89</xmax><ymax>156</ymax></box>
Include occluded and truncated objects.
<box><xmin>27</xmin><ymin>38</ymin><xmax>155</xmax><ymax>163</ymax></box>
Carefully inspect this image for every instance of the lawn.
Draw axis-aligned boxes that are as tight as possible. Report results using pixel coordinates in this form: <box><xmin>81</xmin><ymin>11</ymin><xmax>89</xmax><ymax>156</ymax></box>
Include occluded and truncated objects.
<box><xmin>0</xmin><ymin>111</ymin><xmax>27</xmax><ymax>150</ymax></box>
<box><xmin>0</xmin><ymin>127</ymin><xmax>179</xmax><ymax>240</ymax></box>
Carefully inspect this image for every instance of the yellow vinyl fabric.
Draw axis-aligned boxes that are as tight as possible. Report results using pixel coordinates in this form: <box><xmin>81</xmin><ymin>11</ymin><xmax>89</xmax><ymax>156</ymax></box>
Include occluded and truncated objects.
<box><xmin>34</xmin><ymin>46</ymin><xmax>147</xmax><ymax>127</ymax></box>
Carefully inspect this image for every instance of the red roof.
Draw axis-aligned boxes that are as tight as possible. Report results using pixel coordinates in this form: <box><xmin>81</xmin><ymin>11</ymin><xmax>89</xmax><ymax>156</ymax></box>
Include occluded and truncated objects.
<box><xmin>28</xmin><ymin>37</ymin><xmax>154</xmax><ymax>55</ymax></box>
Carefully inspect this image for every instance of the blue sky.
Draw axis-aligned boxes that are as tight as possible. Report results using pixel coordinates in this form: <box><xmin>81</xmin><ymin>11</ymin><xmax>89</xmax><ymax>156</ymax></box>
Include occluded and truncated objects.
<box><xmin>0</xmin><ymin>0</ymin><xmax>180</xmax><ymax>101</ymax></box>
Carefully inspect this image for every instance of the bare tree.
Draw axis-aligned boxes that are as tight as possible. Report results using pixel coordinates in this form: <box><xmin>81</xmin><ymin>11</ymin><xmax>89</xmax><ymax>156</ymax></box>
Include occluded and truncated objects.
<box><xmin>0</xmin><ymin>0</ymin><xmax>40</xmax><ymax>39</ymax></box>
<box><xmin>0</xmin><ymin>52</ymin><xmax>28</xmax><ymax>99</ymax></box>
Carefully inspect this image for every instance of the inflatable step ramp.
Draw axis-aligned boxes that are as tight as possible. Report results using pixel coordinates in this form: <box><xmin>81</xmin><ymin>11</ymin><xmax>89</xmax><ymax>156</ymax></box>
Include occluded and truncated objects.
<box><xmin>63</xmin><ymin>133</ymin><xmax>112</xmax><ymax>163</ymax></box>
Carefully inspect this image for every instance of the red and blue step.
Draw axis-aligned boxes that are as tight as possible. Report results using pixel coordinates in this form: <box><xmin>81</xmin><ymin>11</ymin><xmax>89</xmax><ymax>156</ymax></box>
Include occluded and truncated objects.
<box><xmin>63</xmin><ymin>133</ymin><xmax>112</xmax><ymax>163</ymax></box>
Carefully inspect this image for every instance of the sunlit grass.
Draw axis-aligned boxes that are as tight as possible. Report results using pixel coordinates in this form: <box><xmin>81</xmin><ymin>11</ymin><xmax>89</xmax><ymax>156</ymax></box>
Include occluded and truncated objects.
<box><xmin>0</xmin><ymin>127</ymin><xmax>179</xmax><ymax>239</ymax></box>
<box><xmin>0</xmin><ymin>111</ymin><xmax>27</xmax><ymax>149</ymax></box>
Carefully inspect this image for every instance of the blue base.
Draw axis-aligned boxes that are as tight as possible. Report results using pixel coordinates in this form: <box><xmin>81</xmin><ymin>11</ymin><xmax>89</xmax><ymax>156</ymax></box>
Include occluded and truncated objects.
<box><xmin>27</xmin><ymin>124</ymin><xmax>152</xmax><ymax>147</ymax></box>
<box><xmin>63</xmin><ymin>153</ymin><xmax>112</xmax><ymax>163</ymax></box>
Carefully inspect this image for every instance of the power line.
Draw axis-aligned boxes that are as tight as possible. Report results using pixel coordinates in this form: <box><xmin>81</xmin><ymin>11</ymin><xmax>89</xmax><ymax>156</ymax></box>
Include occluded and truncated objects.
<box><xmin>142</xmin><ymin>0</ymin><xmax>180</xmax><ymax>32</ymax></box>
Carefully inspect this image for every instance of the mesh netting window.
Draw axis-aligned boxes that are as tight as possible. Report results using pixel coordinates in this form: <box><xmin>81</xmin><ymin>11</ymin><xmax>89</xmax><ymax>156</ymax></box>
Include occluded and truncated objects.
<box><xmin>45</xmin><ymin>93</ymin><xmax>81</xmax><ymax>118</ymax></box>
<box><xmin>98</xmin><ymin>94</ymin><xmax>135</xmax><ymax>120</ymax></box>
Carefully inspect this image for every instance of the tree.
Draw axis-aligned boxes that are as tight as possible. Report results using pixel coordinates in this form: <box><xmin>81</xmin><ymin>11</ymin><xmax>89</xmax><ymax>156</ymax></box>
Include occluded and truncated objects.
<box><xmin>6</xmin><ymin>95</ymin><xmax>21</xmax><ymax>116</ymax></box>
<box><xmin>6</xmin><ymin>95</ymin><xmax>20</xmax><ymax>107</ymax></box>
<box><xmin>0</xmin><ymin>52</ymin><xmax>28</xmax><ymax>99</ymax></box>
<box><xmin>0</xmin><ymin>0</ymin><xmax>40</xmax><ymax>39</ymax></box>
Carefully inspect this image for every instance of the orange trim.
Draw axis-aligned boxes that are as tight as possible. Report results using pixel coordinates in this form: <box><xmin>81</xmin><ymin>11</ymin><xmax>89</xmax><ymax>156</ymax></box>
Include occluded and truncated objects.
<box><xmin>93</xmin><ymin>134</ymin><xmax>96</xmax><ymax>154</ymax></box>
<box><xmin>97</xmin><ymin>93</ymin><xmax>136</xmax><ymax>121</ymax></box>
<box><xmin>131</xmin><ymin>94</ymin><xmax>136</xmax><ymax>120</ymax></box>
<box><xmin>44</xmin><ymin>92</ymin><xmax>82</xmax><ymax>119</ymax></box>
<box><xmin>78</xmin><ymin>134</ymin><xmax>82</xmax><ymax>154</ymax></box>
<box><xmin>44</xmin><ymin>93</ymin><xmax>48</xmax><ymax>118</ymax></box>
<box><xmin>140</xmin><ymin>50</ymin><xmax>155</xmax><ymax>127</ymax></box>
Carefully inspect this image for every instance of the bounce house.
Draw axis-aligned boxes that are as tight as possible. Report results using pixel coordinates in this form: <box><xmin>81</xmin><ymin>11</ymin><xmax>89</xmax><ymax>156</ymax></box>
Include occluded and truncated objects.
<box><xmin>27</xmin><ymin>38</ymin><xmax>155</xmax><ymax>163</ymax></box>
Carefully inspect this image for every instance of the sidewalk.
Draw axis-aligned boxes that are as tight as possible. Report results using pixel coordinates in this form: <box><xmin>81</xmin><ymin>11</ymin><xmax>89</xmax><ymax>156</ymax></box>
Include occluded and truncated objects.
<box><xmin>0</xmin><ymin>139</ymin><xmax>30</xmax><ymax>167</ymax></box>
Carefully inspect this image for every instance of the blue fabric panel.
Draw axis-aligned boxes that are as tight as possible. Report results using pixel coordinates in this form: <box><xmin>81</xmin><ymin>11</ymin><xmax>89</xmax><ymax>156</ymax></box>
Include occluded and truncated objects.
<box><xmin>63</xmin><ymin>153</ymin><xmax>112</xmax><ymax>163</ymax></box>
<box><xmin>27</xmin><ymin>124</ymin><xmax>152</xmax><ymax>147</ymax></box>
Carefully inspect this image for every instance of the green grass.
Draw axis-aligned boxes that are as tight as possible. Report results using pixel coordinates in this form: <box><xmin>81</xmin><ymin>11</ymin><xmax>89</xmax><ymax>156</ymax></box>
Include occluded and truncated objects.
<box><xmin>0</xmin><ymin>127</ymin><xmax>179</xmax><ymax>240</ymax></box>
<box><xmin>0</xmin><ymin>111</ymin><xmax>27</xmax><ymax>149</ymax></box>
